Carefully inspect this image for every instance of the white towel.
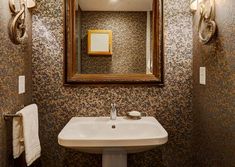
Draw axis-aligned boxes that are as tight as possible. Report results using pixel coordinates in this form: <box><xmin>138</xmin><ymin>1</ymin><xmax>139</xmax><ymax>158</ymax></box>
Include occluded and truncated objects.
<box><xmin>13</xmin><ymin>115</ymin><xmax>24</xmax><ymax>159</ymax></box>
<box><xmin>13</xmin><ymin>104</ymin><xmax>41</xmax><ymax>166</ymax></box>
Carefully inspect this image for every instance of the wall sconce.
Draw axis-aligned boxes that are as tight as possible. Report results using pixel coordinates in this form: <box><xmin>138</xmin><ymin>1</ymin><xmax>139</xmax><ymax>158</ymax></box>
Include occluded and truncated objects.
<box><xmin>198</xmin><ymin>0</ymin><xmax>217</xmax><ymax>44</ymax></box>
<box><xmin>8</xmin><ymin>0</ymin><xmax>36</xmax><ymax>45</ymax></box>
<box><xmin>27</xmin><ymin>0</ymin><xmax>36</xmax><ymax>9</ymax></box>
<box><xmin>190</xmin><ymin>0</ymin><xmax>198</xmax><ymax>12</ymax></box>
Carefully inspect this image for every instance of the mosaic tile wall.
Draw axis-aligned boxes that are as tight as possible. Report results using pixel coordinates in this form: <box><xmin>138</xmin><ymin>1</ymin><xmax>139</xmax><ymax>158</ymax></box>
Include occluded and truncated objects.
<box><xmin>0</xmin><ymin>1</ymin><xmax>32</xmax><ymax>167</ymax></box>
<box><xmin>32</xmin><ymin>0</ymin><xmax>193</xmax><ymax>166</ymax></box>
<box><xmin>192</xmin><ymin>0</ymin><xmax>235</xmax><ymax>166</ymax></box>
<box><xmin>80</xmin><ymin>12</ymin><xmax>147</xmax><ymax>74</ymax></box>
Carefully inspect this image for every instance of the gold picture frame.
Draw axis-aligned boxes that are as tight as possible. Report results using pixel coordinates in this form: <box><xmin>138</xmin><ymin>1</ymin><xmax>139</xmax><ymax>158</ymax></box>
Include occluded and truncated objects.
<box><xmin>87</xmin><ymin>30</ymin><xmax>113</xmax><ymax>56</ymax></box>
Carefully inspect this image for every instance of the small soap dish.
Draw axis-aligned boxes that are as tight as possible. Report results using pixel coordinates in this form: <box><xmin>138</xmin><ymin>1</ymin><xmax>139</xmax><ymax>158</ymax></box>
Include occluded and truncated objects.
<box><xmin>126</xmin><ymin>111</ymin><xmax>147</xmax><ymax>120</ymax></box>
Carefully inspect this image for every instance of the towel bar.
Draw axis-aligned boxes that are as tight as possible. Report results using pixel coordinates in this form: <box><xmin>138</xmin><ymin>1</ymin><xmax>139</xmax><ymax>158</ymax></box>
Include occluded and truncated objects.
<box><xmin>3</xmin><ymin>113</ymin><xmax>22</xmax><ymax>120</ymax></box>
<box><xmin>3</xmin><ymin>105</ymin><xmax>25</xmax><ymax>120</ymax></box>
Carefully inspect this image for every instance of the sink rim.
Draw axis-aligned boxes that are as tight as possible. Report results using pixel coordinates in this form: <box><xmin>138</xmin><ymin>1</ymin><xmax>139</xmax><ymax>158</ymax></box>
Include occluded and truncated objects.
<box><xmin>58</xmin><ymin>116</ymin><xmax>168</xmax><ymax>148</ymax></box>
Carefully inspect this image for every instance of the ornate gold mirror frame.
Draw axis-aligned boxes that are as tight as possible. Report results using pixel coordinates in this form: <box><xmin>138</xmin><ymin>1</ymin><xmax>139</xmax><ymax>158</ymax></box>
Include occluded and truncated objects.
<box><xmin>64</xmin><ymin>0</ymin><xmax>164</xmax><ymax>85</ymax></box>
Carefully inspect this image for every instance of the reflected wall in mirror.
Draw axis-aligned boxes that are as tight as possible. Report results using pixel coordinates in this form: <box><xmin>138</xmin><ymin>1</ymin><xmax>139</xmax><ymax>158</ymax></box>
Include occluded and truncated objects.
<box><xmin>65</xmin><ymin>0</ymin><xmax>164</xmax><ymax>84</ymax></box>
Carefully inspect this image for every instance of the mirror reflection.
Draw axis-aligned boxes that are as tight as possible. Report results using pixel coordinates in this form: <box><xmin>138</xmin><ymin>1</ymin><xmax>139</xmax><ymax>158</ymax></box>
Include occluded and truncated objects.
<box><xmin>75</xmin><ymin>0</ymin><xmax>154</xmax><ymax>74</ymax></box>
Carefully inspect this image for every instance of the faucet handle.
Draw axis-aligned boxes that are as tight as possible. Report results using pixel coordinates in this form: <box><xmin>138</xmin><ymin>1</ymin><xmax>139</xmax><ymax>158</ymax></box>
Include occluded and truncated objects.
<box><xmin>111</xmin><ymin>103</ymin><xmax>116</xmax><ymax>108</ymax></box>
<box><xmin>110</xmin><ymin>103</ymin><xmax>117</xmax><ymax>120</ymax></box>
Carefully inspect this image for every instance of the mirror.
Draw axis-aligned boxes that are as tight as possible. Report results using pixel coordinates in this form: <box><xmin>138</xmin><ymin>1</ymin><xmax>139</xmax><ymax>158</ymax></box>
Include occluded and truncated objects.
<box><xmin>64</xmin><ymin>0</ymin><xmax>164</xmax><ymax>84</ymax></box>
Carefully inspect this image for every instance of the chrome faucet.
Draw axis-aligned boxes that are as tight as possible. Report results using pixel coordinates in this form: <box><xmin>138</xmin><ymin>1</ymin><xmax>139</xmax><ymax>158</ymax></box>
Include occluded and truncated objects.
<box><xmin>110</xmin><ymin>103</ymin><xmax>117</xmax><ymax>120</ymax></box>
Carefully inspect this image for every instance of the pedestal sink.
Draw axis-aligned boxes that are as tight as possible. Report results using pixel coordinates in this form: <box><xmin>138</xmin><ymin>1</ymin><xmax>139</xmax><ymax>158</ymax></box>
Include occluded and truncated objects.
<box><xmin>58</xmin><ymin>117</ymin><xmax>168</xmax><ymax>167</ymax></box>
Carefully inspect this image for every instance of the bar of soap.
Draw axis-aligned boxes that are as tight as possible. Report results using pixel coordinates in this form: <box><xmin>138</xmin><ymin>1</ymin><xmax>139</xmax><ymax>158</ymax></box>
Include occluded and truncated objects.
<box><xmin>128</xmin><ymin>111</ymin><xmax>141</xmax><ymax>117</ymax></box>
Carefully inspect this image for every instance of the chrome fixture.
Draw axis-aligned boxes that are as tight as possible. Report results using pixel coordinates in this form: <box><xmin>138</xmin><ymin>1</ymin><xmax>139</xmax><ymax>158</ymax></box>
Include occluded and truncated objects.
<box><xmin>110</xmin><ymin>103</ymin><xmax>117</xmax><ymax>120</ymax></box>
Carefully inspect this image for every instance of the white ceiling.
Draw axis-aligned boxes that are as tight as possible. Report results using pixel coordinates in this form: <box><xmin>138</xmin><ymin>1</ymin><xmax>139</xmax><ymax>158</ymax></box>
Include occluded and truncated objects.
<box><xmin>77</xmin><ymin>0</ymin><xmax>153</xmax><ymax>11</ymax></box>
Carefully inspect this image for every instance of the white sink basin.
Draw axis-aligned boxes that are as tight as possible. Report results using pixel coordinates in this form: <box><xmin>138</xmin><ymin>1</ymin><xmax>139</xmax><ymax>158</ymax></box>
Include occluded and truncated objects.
<box><xmin>58</xmin><ymin>117</ymin><xmax>168</xmax><ymax>167</ymax></box>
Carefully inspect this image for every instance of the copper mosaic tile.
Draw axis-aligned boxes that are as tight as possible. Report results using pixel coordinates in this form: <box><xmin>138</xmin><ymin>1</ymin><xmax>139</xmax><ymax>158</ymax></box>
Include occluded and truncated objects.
<box><xmin>0</xmin><ymin>0</ymin><xmax>32</xmax><ymax>166</ymax></box>
<box><xmin>192</xmin><ymin>0</ymin><xmax>235</xmax><ymax>166</ymax></box>
<box><xmin>32</xmin><ymin>0</ymin><xmax>193</xmax><ymax>166</ymax></box>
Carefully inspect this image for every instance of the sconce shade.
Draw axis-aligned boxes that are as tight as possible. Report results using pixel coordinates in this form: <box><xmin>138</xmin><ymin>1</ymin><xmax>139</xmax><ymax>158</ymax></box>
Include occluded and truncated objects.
<box><xmin>27</xmin><ymin>0</ymin><xmax>36</xmax><ymax>9</ymax></box>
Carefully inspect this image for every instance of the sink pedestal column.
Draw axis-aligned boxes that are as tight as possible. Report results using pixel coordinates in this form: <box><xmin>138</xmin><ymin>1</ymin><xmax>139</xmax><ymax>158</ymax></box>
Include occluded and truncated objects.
<box><xmin>102</xmin><ymin>150</ymin><xmax>127</xmax><ymax>167</ymax></box>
